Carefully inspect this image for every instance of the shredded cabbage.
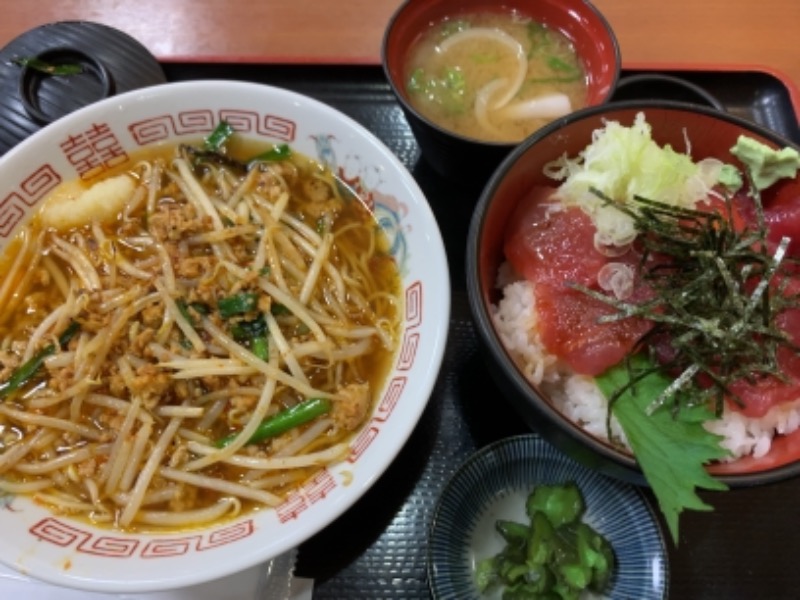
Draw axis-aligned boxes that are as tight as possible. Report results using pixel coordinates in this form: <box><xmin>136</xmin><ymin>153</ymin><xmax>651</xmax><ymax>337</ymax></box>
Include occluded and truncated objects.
<box><xmin>544</xmin><ymin>112</ymin><xmax>720</xmax><ymax>247</ymax></box>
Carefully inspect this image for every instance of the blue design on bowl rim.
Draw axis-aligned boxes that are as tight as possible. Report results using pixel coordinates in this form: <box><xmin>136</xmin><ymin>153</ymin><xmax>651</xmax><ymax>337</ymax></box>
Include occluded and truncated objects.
<box><xmin>312</xmin><ymin>131</ymin><xmax>411</xmax><ymax>274</ymax></box>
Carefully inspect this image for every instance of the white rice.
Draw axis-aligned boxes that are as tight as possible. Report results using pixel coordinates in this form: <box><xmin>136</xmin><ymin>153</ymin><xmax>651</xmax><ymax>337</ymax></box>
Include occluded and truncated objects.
<box><xmin>491</xmin><ymin>266</ymin><xmax>800</xmax><ymax>461</ymax></box>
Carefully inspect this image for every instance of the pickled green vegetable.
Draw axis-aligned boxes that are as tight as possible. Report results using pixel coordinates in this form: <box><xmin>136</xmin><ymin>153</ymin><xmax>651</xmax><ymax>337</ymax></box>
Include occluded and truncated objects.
<box><xmin>474</xmin><ymin>482</ymin><xmax>615</xmax><ymax>598</ymax></box>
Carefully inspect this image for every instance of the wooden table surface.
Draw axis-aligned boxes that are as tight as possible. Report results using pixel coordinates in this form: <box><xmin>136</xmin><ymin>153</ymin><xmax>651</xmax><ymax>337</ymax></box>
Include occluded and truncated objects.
<box><xmin>0</xmin><ymin>0</ymin><xmax>798</xmax><ymax>96</ymax></box>
<box><xmin>0</xmin><ymin>2</ymin><xmax>799</xmax><ymax>599</ymax></box>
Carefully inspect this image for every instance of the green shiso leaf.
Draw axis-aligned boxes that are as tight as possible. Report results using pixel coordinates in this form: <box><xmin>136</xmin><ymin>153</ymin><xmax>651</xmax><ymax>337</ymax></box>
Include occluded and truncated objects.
<box><xmin>596</xmin><ymin>354</ymin><xmax>730</xmax><ymax>544</ymax></box>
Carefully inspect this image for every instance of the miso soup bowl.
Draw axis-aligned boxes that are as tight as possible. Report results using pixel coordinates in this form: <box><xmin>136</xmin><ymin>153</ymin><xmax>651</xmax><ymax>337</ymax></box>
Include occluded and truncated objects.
<box><xmin>0</xmin><ymin>80</ymin><xmax>450</xmax><ymax>593</ymax></box>
<box><xmin>382</xmin><ymin>0</ymin><xmax>620</xmax><ymax>186</ymax></box>
<box><xmin>466</xmin><ymin>100</ymin><xmax>800</xmax><ymax>489</ymax></box>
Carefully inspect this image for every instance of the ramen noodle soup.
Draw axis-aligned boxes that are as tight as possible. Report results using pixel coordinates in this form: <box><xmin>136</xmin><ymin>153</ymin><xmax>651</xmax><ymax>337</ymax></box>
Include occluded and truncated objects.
<box><xmin>0</xmin><ymin>131</ymin><xmax>402</xmax><ymax>532</ymax></box>
<box><xmin>404</xmin><ymin>11</ymin><xmax>587</xmax><ymax>143</ymax></box>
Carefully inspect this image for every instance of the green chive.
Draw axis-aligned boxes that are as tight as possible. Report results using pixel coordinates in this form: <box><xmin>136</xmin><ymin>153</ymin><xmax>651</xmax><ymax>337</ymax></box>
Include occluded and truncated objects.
<box><xmin>218</xmin><ymin>293</ymin><xmax>259</xmax><ymax>318</ymax></box>
<box><xmin>13</xmin><ymin>56</ymin><xmax>83</xmax><ymax>76</ymax></box>
<box><xmin>248</xmin><ymin>143</ymin><xmax>292</xmax><ymax>164</ymax></box>
<box><xmin>0</xmin><ymin>321</ymin><xmax>80</xmax><ymax>400</ymax></box>
<box><xmin>204</xmin><ymin>121</ymin><xmax>235</xmax><ymax>152</ymax></box>
<box><xmin>215</xmin><ymin>397</ymin><xmax>331</xmax><ymax>447</ymax></box>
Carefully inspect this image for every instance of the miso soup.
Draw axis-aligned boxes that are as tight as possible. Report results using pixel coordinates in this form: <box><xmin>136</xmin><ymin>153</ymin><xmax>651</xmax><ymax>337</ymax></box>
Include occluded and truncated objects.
<box><xmin>404</xmin><ymin>11</ymin><xmax>587</xmax><ymax>143</ymax></box>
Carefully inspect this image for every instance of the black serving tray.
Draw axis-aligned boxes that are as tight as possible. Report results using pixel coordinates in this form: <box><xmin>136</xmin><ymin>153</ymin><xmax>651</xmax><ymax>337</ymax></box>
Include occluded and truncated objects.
<box><xmin>2</xmin><ymin>59</ymin><xmax>798</xmax><ymax>598</ymax></box>
<box><xmin>158</xmin><ymin>64</ymin><xmax>800</xmax><ymax>600</ymax></box>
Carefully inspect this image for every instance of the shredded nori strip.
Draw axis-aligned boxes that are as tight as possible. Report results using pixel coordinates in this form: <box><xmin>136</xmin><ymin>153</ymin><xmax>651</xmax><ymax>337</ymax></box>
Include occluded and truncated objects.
<box><xmin>575</xmin><ymin>180</ymin><xmax>800</xmax><ymax>418</ymax></box>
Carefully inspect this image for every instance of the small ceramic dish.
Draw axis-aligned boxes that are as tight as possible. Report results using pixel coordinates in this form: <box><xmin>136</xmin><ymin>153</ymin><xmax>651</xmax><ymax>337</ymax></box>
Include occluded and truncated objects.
<box><xmin>427</xmin><ymin>434</ymin><xmax>668</xmax><ymax>599</ymax></box>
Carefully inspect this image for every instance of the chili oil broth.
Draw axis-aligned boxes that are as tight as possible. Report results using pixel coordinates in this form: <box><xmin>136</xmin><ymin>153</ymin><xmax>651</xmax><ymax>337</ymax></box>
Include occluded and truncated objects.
<box><xmin>0</xmin><ymin>139</ymin><xmax>402</xmax><ymax>531</ymax></box>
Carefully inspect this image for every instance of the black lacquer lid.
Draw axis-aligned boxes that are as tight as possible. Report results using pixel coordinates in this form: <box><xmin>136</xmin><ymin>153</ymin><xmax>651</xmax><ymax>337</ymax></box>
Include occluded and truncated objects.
<box><xmin>0</xmin><ymin>20</ymin><xmax>167</xmax><ymax>155</ymax></box>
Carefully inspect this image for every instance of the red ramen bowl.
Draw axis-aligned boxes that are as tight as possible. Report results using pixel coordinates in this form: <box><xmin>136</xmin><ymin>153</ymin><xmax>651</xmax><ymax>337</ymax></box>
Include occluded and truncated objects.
<box><xmin>466</xmin><ymin>100</ymin><xmax>800</xmax><ymax>489</ymax></box>
<box><xmin>382</xmin><ymin>0</ymin><xmax>620</xmax><ymax>185</ymax></box>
